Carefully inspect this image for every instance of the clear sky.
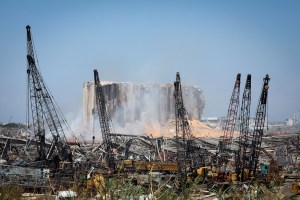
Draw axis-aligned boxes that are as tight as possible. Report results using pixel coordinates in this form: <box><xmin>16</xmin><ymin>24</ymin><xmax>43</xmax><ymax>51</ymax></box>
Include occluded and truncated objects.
<box><xmin>0</xmin><ymin>0</ymin><xmax>299</xmax><ymax>124</ymax></box>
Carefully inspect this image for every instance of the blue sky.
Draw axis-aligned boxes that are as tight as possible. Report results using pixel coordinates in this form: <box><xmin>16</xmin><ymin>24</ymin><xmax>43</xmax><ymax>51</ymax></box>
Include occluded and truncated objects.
<box><xmin>0</xmin><ymin>0</ymin><xmax>299</xmax><ymax>123</ymax></box>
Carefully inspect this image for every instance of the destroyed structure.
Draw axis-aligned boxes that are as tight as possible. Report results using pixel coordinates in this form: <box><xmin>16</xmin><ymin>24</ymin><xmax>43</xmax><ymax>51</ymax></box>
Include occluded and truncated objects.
<box><xmin>83</xmin><ymin>80</ymin><xmax>205</xmax><ymax>132</ymax></box>
<box><xmin>1</xmin><ymin>25</ymin><xmax>300</xmax><ymax>199</ymax></box>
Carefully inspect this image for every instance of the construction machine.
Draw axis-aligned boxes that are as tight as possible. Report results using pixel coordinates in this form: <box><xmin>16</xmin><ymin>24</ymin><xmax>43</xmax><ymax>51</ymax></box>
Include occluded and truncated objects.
<box><xmin>93</xmin><ymin>69</ymin><xmax>115</xmax><ymax>171</ymax></box>
<box><xmin>0</xmin><ymin>25</ymin><xmax>78</xmax><ymax>192</ymax></box>
<box><xmin>235</xmin><ymin>74</ymin><xmax>271</xmax><ymax>181</ymax></box>
<box><xmin>217</xmin><ymin>74</ymin><xmax>241</xmax><ymax>169</ymax></box>
<box><xmin>173</xmin><ymin>72</ymin><xmax>194</xmax><ymax>180</ymax></box>
<box><xmin>248</xmin><ymin>74</ymin><xmax>270</xmax><ymax>177</ymax></box>
<box><xmin>92</xmin><ymin>70</ymin><xmax>182</xmax><ymax>174</ymax></box>
<box><xmin>236</xmin><ymin>74</ymin><xmax>252</xmax><ymax>181</ymax></box>
<box><xmin>26</xmin><ymin>25</ymin><xmax>72</xmax><ymax>166</ymax></box>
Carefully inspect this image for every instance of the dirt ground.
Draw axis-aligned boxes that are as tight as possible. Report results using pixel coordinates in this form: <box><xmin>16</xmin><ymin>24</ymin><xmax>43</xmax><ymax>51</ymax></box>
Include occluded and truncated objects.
<box><xmin>144</xmin><ymin>119</ymin><xmax>236</xmax><ymax>138</ymax></box>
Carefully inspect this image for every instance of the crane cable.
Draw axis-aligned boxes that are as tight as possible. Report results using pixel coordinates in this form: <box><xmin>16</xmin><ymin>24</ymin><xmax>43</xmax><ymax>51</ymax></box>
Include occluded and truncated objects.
<box><xmin>30</xmin><ymin>31</ymin><xmax>87</xmax><ymax>147</ymax></box>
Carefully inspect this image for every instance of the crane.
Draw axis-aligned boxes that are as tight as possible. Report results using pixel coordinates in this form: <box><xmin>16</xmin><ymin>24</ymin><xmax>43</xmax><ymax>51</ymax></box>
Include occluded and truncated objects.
<box><xmin>236</xmin><ymin>74</ymin><xmax>251</xmax><ymax>181</ymax></box>
<box><xmin>173</xmin><ymin>72</ymin><xmax>194</xmax><ymax>181</ymax></box>
<box><xmin>26</xmin><ymin>25</ymin><xmax>71</xmax><ymax>164</ymax></box>
<box><xmin>248</xmin><ymin>74</ymin><xmax>270</xmax><ymax>177</ymax></box>
<box><xmin>217</xmin><ymin>73</ymin><xmax>241</xmax><ymax>167</ymax></box>
<box><xmin>93</xmin><ymin>69</ymin><xmax>115</xmax><ymax>171</ymax></box>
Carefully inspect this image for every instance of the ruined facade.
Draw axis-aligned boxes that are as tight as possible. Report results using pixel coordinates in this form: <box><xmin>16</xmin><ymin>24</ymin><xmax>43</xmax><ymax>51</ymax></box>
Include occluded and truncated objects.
<box><xmin>82</xmin><ymin>82</ymin><xmax>205</xmax><ymax>131</ymax></box>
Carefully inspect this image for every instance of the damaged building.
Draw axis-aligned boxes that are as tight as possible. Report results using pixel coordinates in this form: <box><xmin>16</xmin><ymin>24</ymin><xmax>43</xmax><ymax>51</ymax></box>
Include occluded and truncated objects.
<box><xmin>83</xmin><ymin>81</ymin><xmax>205</xmax><ymax>135</ymax></box>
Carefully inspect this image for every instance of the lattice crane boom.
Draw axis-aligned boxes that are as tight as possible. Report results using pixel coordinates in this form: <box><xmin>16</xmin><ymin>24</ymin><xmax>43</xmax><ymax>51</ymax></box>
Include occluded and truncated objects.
<box><xmin>217</xmin><ymin>73</ymin><xmax>241</xmax><ymax>166</ymax></box>
<box><xmin>26</xmin><ymin>25</ymin><xmax>71</xmax><ymax>162</ymax></box>
<box><xmin>94</xmin><ymin>69</ymin><xmax>115</xmax><ymax>170</ymax></box>
<box><xmin>174</xmin><ymin>72</ymin><xmax>195</xmax><ymax>182</ymax></box>
<box><xmin>248</xmin><ymin>74</ymin><xmax>270</xmax><ymax>176</ymax></box>
<box><xmin>222</xmin><ymin>73</ymin><xmax>241</xmax><ymax>149</ymax></box>
<box><xmin>236</xmin><ymin>74</ymin><xmax>251</xmax><ymax>180</ymax></box>
<box><xmin>174</xmin><ymin>72</ymin><xmax>193</xmax><ymax>141</ymax></box>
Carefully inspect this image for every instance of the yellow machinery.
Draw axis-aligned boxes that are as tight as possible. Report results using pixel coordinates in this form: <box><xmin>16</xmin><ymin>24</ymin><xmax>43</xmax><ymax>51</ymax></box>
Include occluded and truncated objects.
<box><xmin>227</xmin><ymin>172</ymin><xmax>237</xmax><ymax>182</ymax></box>
<box><xmin>197</xmin><ymin>166</ymin><xmax>211</xmax><ymax>176</ymax></box>
<box><xmin>120</xmin><ymin>160</ymin><xmax>179</xmax><ymax>172</ymax></box>
<box><xmin>197</xmin><ymin>166</ymin><xmax>240</xmax><ymax>182</ymax></box>
<box><xmin>87</xmin><ymin>173</ymin><xmax>106</xmax><ymax>195</ymax></box>
<box><xmin>197</xmin><ymin>166</ymin><xmax>218</xmax><ymax>180</ymax></box>
<box><xmin>291</xmin><ymin>182</ymin><xmax>300</xmax><ymax>194</ymax></box>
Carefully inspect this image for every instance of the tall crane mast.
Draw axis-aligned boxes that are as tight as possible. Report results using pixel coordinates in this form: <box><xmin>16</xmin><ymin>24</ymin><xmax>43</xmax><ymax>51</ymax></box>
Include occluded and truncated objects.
<box><xmin>94</xmin><ymin>69</ymin><xmax>115</xmax><ymax>170</ymax></box>
<box><xmin>26</xmin><ymin>25</ymin><xmax>71</xmax><ymax>163</ymax></box>
<box><xmin>236</xmin><ymin>74</ymin><xmax>251</xmax><ymax>181</ymax></box>
<box><xmin>217</xmin><ymin>73</ymin><xmax>241</xmax><ymax>166</ymax></box>
<box><xmin>174</xmin><ymin>72</ymin><xmax>194</xmax><ymax>180</ymax></box>
<box><xmin>248</xmin><ymin>74</ymin><xmax>270</xmax><ymax>176</ymax></box>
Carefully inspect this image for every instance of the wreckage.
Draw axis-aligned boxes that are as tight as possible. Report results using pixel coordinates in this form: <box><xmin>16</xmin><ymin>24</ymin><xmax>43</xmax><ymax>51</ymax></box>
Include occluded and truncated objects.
<box><xmin>1</xmin><ymin>25</ymin><xmax>300</xmax><ymax>198</ymax></box>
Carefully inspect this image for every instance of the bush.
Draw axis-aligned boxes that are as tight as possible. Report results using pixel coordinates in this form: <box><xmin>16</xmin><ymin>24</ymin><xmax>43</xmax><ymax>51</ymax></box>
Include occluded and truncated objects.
<box><xmin>0</xmin><ymin>184</ymin><xmax>23</xmax><ymax>200</ymax></box>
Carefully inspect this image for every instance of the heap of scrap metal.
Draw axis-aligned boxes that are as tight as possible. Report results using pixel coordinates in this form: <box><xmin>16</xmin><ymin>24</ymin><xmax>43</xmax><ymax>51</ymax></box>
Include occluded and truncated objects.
<box><xmin>2</xmin><ymin>25</ymin><xmax>300</xmax><ymax>196</ymax></box>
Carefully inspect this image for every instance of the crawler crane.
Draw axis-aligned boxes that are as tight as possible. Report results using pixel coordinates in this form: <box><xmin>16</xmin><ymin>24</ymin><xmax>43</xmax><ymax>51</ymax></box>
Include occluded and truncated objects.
<box><xmin>248</xmin><ymin>74</ymin><xmax>270</xmax><ymax>177</ymax></box>
<box><xmin>217</xmin><ymin>73</ymin><xmax>241</xmax><ymax>168</ymax></box>
<box><xmin>173</xmin><ymin>72</ymin><xmax>195</xmax><ymax>181</ymax></box>
<box><xmin>26</xmin><ymin>25</ymin><xmax>71</xmax><ymax>166</ymax></box>
<box><xmin>236</xmin><ymin>74</ymin><xmax>251</xmax><ymax>181</ymax></box>
<box><xmin>93</xmin><ymin>69</ymin><xmax>115</xmax><ymax>171</ymax></box>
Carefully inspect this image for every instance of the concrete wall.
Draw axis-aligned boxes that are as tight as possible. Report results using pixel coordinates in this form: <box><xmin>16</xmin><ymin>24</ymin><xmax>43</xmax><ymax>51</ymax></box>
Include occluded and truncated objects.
<box><xmin>82</xmin><ymin>81</ymin><xmax>205</xmax><ymax>131</ymax></box>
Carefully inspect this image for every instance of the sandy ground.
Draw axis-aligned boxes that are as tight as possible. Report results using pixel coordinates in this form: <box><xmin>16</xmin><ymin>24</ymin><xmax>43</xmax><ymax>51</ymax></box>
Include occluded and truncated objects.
<box><xmin>144</xmin><ymin>118</ymin><xmax>238</xmax><ymax>138</ymax></box>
